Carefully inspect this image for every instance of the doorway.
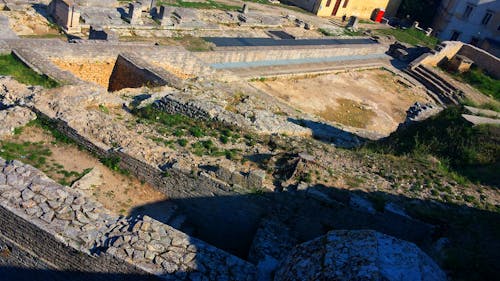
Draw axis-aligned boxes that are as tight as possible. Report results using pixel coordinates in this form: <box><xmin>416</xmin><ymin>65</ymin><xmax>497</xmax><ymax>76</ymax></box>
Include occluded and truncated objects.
<box><xmin>331</xmin><ymin>0</ymin><xmax>342</xmax><ymax>16</ymax></box>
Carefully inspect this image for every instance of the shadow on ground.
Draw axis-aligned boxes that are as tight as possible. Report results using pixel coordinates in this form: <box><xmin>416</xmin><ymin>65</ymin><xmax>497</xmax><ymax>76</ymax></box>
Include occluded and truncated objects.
<box><xmin>127</xmin><ymin>184</ymin><xmax>500</xmax><ymax>281</ymax></box>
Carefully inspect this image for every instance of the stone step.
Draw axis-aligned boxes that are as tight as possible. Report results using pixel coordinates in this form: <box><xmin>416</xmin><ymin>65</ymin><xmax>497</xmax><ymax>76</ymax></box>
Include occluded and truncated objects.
<box><xmin>418</xmin><ymin>65</ymin><xmax>459</xmax><ymax>93</ymax></box>
<box><xmin>406</xmin><ymin>67</ymin><xmax>456</xmax><ymax>105</ymax></box>
<box><xmin>404</xmin><ymin>69</ymin><xmax>450</xmax><ymax>106</ymax></box>
<box><xmin>416</xmin><ymin>65</ymin><xmax>455</xmax><ymax>95</ymax></box>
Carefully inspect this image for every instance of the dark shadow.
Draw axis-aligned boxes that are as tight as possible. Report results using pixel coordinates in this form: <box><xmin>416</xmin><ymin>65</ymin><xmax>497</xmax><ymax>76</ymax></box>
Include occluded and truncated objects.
<box><xmin>125</xmin><ymin>183</ymin><xmax>500</xmax><ymax>280</ymax></box>
<box><xmin>117</xmin><ymin>7</ymin><xmax>128</xmax><ymax>20</ymax></box>
<box><xmin>287</xmin><ymin>117</ymin><xmax>367</xmax><ymax>148</ymax></box>
<box><xmin>31</xmin><ymin>4</ymin><xmax>52</xmax><ymax>23</ymax></box>
<box><xmin>0</xmin><ymin>267</ymin><xmax>160</xmax><ymax>281</ymax></box>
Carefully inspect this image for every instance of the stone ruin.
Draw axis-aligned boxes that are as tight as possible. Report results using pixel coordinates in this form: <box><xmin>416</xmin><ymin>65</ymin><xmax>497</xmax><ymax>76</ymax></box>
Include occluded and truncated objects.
<box><xmin>48</xmin><ymin>0</ymin><xmax>81</xmax><ymax>33</ymax></box>
<box><xmin>0</xmin><ymin>158</ymin><xmax>447</xmax><ymax>280</ymax></box>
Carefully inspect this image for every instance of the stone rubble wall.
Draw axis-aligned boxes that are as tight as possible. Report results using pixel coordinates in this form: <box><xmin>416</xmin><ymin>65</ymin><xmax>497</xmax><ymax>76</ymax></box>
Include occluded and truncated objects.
<box><xmin>31</xmin><ymin>109</ymin><xmax>266</xmax><ymax>256</ymax></box>
<box><xmin>0</xmin><ymin>158</ymin><xmax>256</xmax><ymax>280</ymax></box>
<box><xmin>154</xmin><ymin>94</ymin><xmax>254</xmax><ymax>133</ymax></box>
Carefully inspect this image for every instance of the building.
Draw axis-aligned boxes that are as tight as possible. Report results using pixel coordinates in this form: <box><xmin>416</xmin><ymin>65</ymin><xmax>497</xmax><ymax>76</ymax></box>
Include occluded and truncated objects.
<box><xmin>287</xmin><ymin>0</ymin><xmax>402</xmax><ymax>19</ymax></box>
<box><xmin>432</xmin><ymin>0</ymin><xmax>500</xmax><ymax>57</ymax></box>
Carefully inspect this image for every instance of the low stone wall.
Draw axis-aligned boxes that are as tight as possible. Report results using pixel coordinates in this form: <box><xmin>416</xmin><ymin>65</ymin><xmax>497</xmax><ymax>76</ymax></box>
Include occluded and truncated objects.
<box><xmin>194</xmin><ymin>44</ymin><xmax>387</xmax><ymax>64</ymax></box>
<box><xmin>458</xmin><ymin>44</ymin><xmax>500</xmax><ymax>79</ymax></box>
<box><xmin>154</xmin><ymin>94</ymin><xmax>254</xmax><ymax>132</ymax></box>
<box><xmin>32</xmin><ymin>110</ymin><xmax>266</xmax><ymax>257</ymax></box>
<box><xmin>0</xmin><ymin>158</ymin><xmax>256</xmax><ymax>280</ymax></box>
<box><xmin>11</xmin><ymin>48</ymin><xmax>82</xmax><ymax>85</ymax></box>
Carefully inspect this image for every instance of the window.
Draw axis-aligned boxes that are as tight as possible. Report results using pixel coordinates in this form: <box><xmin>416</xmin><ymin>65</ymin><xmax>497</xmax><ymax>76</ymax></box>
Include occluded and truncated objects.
<box><xmin>463</xmin><ymin>4</ymin><xmax>474</xmax><ymax>19</ymax></box>
<box><xmin>481</xmin><ymin>11</ymin><xmax>493</xmax><ymax>25</ymax></box>
<box><xmin>451</xmin><ymin>31</ymin><xmax>461</xmax><ymax>41</ymax></box>
<box><xmin>343</xmin><ymin>0</ymin><xmax>349</xmax><ymax>8</ymax></box>
<box><xmin>326</xmin><ymin>0</ymin><xmax>332</xmax><ymax>7</ymax></box>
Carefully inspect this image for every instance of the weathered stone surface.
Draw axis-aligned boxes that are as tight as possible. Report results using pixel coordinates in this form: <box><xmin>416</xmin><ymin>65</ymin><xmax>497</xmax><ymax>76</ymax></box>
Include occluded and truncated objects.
<box><xmin>274</xmin><ymin>230</ymin><xmax>447</xmax><ymax>281</ymax></box>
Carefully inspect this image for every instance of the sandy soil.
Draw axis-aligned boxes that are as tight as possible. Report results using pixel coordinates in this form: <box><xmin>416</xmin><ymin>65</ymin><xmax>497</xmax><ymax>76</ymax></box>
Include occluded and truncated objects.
<box><xmin>252</xmin><ymin>69</ymin><xmax>433</xmax><ymax>135</ymax></box>
<box><xmin>151</xmin><ymin>62</ymin><xmax>196</xmax><ymax>79</ymax></box>
<box><xmin>1</xmin><ymin>9</ymin><xmax>61</xmax><ymax>36</ymax></box>
<box><xmin>52</xmin><ymin>58</ymin><xmax>116</xmax><ymax>89</ymax></box>
<box><xmin>4</xmin><ymin>126</ymin><xmax>166</xmax><ymax>215</ymax></box>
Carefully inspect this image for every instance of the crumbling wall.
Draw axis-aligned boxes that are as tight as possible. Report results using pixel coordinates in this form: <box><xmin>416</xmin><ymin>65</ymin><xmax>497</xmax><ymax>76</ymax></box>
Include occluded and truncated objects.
<box><xmin>0</xmin><ymin>158</ymin><xmax>256</xmax><ymax>280</ymax></box>
<box><xmin>31</xmin><ymin>110</ymin><xmax>266</xmax><ymax>257</ymax></box>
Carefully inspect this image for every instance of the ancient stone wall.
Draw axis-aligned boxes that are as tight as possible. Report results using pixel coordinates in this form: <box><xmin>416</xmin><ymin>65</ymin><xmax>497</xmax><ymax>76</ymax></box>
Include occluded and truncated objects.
<box><xmin>0</xmin><ymin>158</ymin><xmax>256</xmax><ymax>280</ymax></box>
<box><xmin>108</xmin><ymin>54</ymin><xmax>170</xmax><ymax>91</ymax></box>
<box><xmin>194</xmin><ymin>44</ymin><xmax>387</xmax><ymax>64</ymax></box>
<box><xmin>32</xmin><ymin>110</ymin><xmax>266</xmax><ymax>256</ymax></box>
<box><xmin>458</xmin><ymin>44</ymin><xmax>500</xmax><ymax>79</ymax></box>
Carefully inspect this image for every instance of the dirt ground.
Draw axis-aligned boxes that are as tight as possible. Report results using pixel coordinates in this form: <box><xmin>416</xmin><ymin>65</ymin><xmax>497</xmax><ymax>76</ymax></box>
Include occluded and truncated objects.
<box><xmin>252</xmin><ymin>69</ymin><xmax>433</xmax><ymax>135</ymax></box>
<box><xmin>1</xmin><ymin>9</ymin><xmax>61</xmax><ymax>37</ymax></box>
<box><xmin>4</xmin><ymin>126</ymin><xmax>166</xmax><ymax>215</ymax></box>
<box><xmin>52</xmin><ymin>58</ymin><xmax>116</xmax><ymax>89</ymax></box>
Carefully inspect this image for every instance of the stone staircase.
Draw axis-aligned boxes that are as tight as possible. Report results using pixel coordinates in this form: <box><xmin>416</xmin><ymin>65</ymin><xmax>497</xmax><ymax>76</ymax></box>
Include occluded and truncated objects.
<box><xmin>405</xmin><ymin>64</ymin><xmax>462</xmax><ymax>106</ymax></box>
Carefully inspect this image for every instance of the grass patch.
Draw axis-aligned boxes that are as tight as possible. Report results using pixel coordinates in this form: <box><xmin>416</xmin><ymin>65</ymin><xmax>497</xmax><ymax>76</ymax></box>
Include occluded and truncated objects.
<box><xmin>158</xmin><ymin>0</ymin><xmax>240</xmax><ymax>10</ymax></box>
<box><xmin>367</xmin><ymin>106</ymin><xmax>500</xmax><ymax>187</ymax></box>
<box><xmin>375</xmin><ymin>27</ymin><xmax>439</xmax><ymax>48</ymax></box>
<box><xmin>0</xmin><ymin>54</ymin><xmax>59</xmax><ymax>88</ymax></box>
<box><xmin>449</xmin><ymin>67</ymin><xmax>500</xmax><ymax>101</ymax></box>
<box><xmin>99</xmin><ymin>156</ymin><xmax>130</xmax><ymax>176</ymax></box>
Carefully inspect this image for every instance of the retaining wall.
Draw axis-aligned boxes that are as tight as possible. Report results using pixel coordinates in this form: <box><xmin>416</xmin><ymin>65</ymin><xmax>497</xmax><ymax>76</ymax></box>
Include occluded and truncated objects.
<box><xmin>108</xmin><ymin>54</ymin><xmax>182</xmax><ymax>91</ymax></box>
<box><xmin>0</xmin><ymin>158</ymin><xmax>256</xmax><ymax>280</ymax></box>
<box><xmin>32</xmin><ymin>110</ymin><xmax>266</xmax><ymax>257</ymax></box>
<box><xmin>194</xmin><ymin>44</ymin><xmax>387</xmax><ymax>64</ymax></box>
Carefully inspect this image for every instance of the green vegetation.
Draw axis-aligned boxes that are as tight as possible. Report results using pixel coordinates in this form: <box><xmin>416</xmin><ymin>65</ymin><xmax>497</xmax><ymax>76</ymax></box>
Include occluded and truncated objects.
<box><xmin>0</xmin><ymin>54</ymin><xmax>59</xmax><ymax>88</ymax></box>
<box><xmin>131</xmin><ymin>105</ymin><xmax>245</xmax><ymax>160</ymax></box>
<box><xmin>99</xmin><ymin>156</ymin><xmax>130</xmax><ymax>176</ymax></box>
<box><xmin>375</xmin><ymin>27</ymin><xmax>439</xmax><ymax>48</ymax></box>
<box><xmin>174</xmin><ymin>35</ymin><xmax>215</xmax><ymax>51</ymax></box>
<box><xmin>450</xmin><ymin>67</ymin><xmax>500</xmax><ymax>101</ymax></box>
<box><xmin>367</xmin><ymin>107</ymin><xmax>500</xmax><ymax>186</ymax></box>
<box><xmin>157</xmin><ymin>0</ymin><xmax>240</xmax><ymax>11</ymax></box>
<box><xmin>28</xmin><ymin>118</ymin><xmax>75</xmax><ymax>145</ymax></box>
<box><xmin>0</xmin><ymin>138</ymin><xmax>91</xmax><ymax>186</ymax></box>
<box><xmin>462</xmin><ymin>98</ymin><xmax>500</xmax><ymax>112</ymax></box>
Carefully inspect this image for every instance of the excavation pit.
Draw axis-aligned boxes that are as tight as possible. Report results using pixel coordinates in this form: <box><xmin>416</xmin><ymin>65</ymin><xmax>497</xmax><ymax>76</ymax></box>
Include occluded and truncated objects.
<box><xmin>252</xmin><ymin>69</ymin><xmax>433</xmax><ymax>136</ymax></box>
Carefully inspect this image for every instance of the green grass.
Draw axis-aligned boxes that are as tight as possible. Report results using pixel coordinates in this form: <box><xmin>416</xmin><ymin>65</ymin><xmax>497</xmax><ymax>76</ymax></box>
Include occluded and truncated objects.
<box><xmin>367</xmin><ymin>106</ymin><xmax>500</xmax><ymax>187</ymax></box>
<box><xmin>157</xmin><ymin>0</ymin><xmax>240</xmax><ymax>11</ymax></box>
<box><xmin>451</xmin><ymin>67</ymin><xmax>500</xmax><ymax>101</ymax></box>
<box><xmin>375</xmin><ymin>27</ymin><xmax>439</xmax><ymax>48</ymax></box>
<box><xmin>461</xmin><ymin>98</ymin><xmax>500</xmax><ymax>113</ymax></box>
<box><xmin>0</xmin><ymin>54</ymin><xmax>59</xmax><ymax>88</ymax></box>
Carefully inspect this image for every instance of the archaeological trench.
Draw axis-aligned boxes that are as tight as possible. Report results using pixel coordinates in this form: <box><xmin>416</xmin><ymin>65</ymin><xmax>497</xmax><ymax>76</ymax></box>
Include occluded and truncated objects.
<box><xmin>1</xmin><ymin>25</ymin><xmax>499</xmax><ymax>280</ymax></box>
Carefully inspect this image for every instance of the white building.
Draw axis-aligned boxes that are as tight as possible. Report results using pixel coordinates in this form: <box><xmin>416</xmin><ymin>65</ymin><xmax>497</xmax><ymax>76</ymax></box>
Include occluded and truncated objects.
<box><xmin>432</xmin><ymin>0</ymin><xmax>500</xmax><ymax>56</ymax></box>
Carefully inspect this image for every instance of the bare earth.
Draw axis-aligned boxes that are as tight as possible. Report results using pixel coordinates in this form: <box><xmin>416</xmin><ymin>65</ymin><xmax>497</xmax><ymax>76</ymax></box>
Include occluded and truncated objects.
<box><xmin>5</xmin><ymin>126</ymin><xmax>166</xmax><ymax>215</ymax></box>
<box><xmin>52</xmin><ymin>58</ymin><xmax>116</xmax><ymax>89</ymax></box>
<box><xmin>252</xmin><ymin>69</ymin><xmax>433</xmax><ymax>135</ymax></box>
